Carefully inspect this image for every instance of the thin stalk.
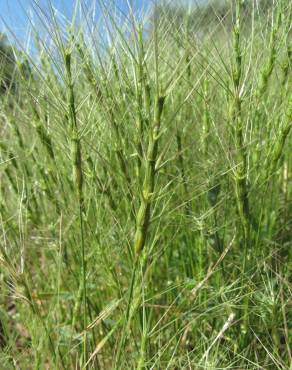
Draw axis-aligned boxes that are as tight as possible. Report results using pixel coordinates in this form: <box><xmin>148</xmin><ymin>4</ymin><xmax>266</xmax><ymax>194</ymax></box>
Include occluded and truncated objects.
<box><xmin>269</xmin><ymin>95</ymin><xmax>292</xmax><ymax>176</ymax></box>
<box><xmin>134</xmin><ymin>95</ymin><xmax>165</xmax><ymax>256</ymax></box>
<box><xmin>64</xmin><ymin>46</ymin><xmax>87</xmax><ymax>365</ymax></box>
<box><xmin>202</xmin><ymin>79</ymin><xmax>211</xmax><ymax>156</ymax></box>
<box><xmin>254</xmin><ymin>6</ymin><xmax>282</xmax><ymax>163</ymax></box>
<box><xmin>232</xmin><ymin>2</ymin><xmax>251</xmax><ymax>348</ymax></box>
<box><xmin>134</xmin><ymin>25</ymin><xmax>146</xmax><ymax>177</ymax></box>
<box><xmin>17</xmin><ymin>60</ymin><xmax>55</xmax><ymax>161</ymax></box>
<box><xmin>232</xmin><ymin>0</ymin><xmax>250</xmax><ymax>255</ymax></box>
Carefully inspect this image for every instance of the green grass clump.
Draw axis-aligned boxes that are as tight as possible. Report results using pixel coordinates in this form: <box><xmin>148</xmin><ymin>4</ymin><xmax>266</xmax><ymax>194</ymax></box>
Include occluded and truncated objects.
<box><xmin>0</xmin><ymin>0</ymin><xmax>291</xmax><ymax>369</ymax></box>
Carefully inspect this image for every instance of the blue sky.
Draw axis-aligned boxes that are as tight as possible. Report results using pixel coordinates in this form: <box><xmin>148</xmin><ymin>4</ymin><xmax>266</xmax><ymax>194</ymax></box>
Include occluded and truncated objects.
<box><xmin>0</xmin><ymin>0</ymin><xmax>147</xmax><ymax>43</ymax></box>
<box><xmin>0</xmin><ymin>0</ymin><xmax>207</xmax><ymax>45</ymax></box>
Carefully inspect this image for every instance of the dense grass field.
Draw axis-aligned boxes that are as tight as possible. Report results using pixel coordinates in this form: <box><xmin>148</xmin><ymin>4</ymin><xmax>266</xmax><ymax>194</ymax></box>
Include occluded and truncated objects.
<box><xmin>0</xmin><ymin>0</ymin><xmax>291</xmax><ymax>368</ymax></box>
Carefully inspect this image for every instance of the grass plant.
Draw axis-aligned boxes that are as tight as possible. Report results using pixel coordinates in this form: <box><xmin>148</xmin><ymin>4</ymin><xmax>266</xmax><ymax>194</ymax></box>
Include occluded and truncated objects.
<box><xmin>0</xmin><ymin>0</ymin><xmax>291</xmax><ymax>369</ymax></box>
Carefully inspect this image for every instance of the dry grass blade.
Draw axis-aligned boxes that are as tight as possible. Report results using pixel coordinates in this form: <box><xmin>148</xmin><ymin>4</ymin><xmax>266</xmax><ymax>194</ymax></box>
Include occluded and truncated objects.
<box><xmin>191</xmin><ymin>236</ymin><xmax>235</xmax><ymax>298</ymax></box>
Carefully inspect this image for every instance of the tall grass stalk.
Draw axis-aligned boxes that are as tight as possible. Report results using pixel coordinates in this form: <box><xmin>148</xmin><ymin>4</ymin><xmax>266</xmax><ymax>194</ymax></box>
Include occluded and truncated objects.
<box><xmin>231</xmin><ymin>0</ymin><xmax>250</xmax><ymax>257</ymax></box>
<box><xmin>64</xmin><ymin>44</ymin><xmax>87</xmax><ymax>365</ymax></box>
